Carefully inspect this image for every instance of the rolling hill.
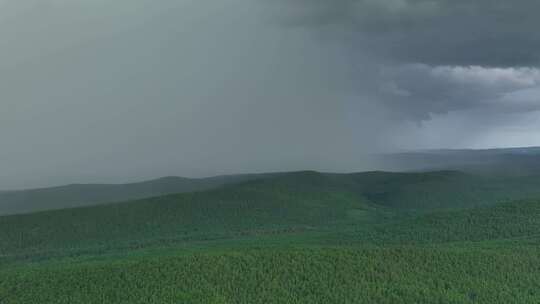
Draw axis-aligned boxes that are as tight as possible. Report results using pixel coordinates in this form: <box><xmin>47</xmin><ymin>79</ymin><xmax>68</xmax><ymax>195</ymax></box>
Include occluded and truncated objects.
<box><xmin>0</xmin><ymin>171</ymin><xmax>375</xmax><ymax>259</ymax></box>
<box><xmin>4</xmin><ymin>168</ymin><xmax>540</xmax><ymax>217</ymax></box>
<box><xmin>0</xmin><ymin>174</ymin><xmax>264</xmax><ymax>216</ymax></box>
<box><xmin>3</xmin><ymin>170</ymin><xmax>540</xmax><ymax>303</ymax></box>
<box><xmin>3</xmin><ymin>170</ymin><xmax>540</xmax><ymax>260</ymax></box>
<box><xmin>0</xmin><ymin>171</ymin><xmax>540</xmax><ymax>304</ymax></box>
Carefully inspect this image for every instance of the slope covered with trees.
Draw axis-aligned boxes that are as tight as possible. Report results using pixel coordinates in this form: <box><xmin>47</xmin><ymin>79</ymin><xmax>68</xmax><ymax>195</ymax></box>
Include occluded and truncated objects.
<box><xmin>2</xmin><ymin>170</ymin><xmax>540</xmax><ymax>303</ymax></box>
<box><xmin>3</xmin><ymin>246</ymin><xmax>540</xmax><ymax>304</ymax></box>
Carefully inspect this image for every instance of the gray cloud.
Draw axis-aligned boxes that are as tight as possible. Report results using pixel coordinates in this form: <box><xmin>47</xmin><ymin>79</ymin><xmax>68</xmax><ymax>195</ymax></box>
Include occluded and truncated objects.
<box><xmin>270</xmin><ymin>0</ymin><xmax>540</xmax><ymax>122</ymax></box>
<box><xmin>274</xmin><ymin>0</ymin><xmax>540</xmax><ymax>67</ymax></box>
<box><xmin>377</xmin><ymin>65</ymin><xmax>540</xmax><ymax>119</ymax></box>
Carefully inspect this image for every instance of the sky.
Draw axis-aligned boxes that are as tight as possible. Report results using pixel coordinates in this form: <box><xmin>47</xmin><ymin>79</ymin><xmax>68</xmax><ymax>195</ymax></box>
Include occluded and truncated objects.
<box><xmin>1</xmin><ymin>0</ymin><xmax>540</xmax><ymax>189</ymax></box>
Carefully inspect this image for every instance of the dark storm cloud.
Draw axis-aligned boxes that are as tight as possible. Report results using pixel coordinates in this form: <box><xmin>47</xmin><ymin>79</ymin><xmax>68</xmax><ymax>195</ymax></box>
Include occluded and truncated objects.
<box><xmin>377</xmin><ymin>64</ymin><xmax>540</xmax><ymax>120</ymax></box>
<box><xmin>276</xmin><ymin>0</ymin><xmax>540</xmax><ymax>66</ymax></box>
<box><xmin>269</xmin><ymin>0</ymin><xmax>540</xmax><ymax>122</ymax></box>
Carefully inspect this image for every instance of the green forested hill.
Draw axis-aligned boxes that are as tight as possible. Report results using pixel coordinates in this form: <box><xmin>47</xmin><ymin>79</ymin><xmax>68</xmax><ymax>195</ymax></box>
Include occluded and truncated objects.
<box><xmin>0</xmin><ymin>171</ymin><xmax>374</xmax><ymax>258</ymax></box>
<box><xmin>4</xmin><ymin>169</ymin><xmax>540</xmax><ymax>216</ymax></box>
<box><xmin>341</xmin><ymin>170</ymin><xmax>540</xmax><ymax>210</ymax></box>
<box><xmin>2</xmin><ymin>170</ymin><xmax>540</xmax><ymax>303</ymax></box>
<box><xmin>3</xmin><ymin>171</ymin><xmax>540</xmax><ymax>259</ymax></box>
<box><xmin>365</xmin><ymin>199</ymin><xmax>540</xmax><ymax>244</ymax></box>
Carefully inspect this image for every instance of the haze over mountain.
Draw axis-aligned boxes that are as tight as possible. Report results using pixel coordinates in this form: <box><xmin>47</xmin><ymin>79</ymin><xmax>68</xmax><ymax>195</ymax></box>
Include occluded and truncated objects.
<box><xmin>0</xmin><ymin>174</ymin><xmax>264</xmax><ymax>215</ymax></box>
<box><xmin>4</xmin><ymin>151</ymin><xmax>540</xmax><ymax>216</ymax></box>
<box><xmin>383</xmin><ymin>146</ymin><xmax>540</xmax><ymax>175</ymax></box>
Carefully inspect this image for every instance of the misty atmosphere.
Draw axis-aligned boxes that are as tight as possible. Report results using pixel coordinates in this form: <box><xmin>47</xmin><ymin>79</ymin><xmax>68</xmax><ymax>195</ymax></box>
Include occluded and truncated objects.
<box><xmin>2</xmin><ymin>0</ymin><xmax>540</xmax><ymax>190</ymax></box>
<box><xmin>2</xmin><ymin>1</ymin><xmax>540</xmax><ymax>303</ymax></box>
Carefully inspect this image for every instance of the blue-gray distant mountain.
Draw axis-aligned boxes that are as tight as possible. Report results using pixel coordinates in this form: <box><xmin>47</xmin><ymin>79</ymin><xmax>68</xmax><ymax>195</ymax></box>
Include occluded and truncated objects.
<box><xmin>0</xmin><ymin>175</ymin><xmax>263</xmax><ymax>216</ymax></box>
<box><xmin>383</xmin><ymin>146</ymin><xmax>540</xmax><ymax>176</ymax></box>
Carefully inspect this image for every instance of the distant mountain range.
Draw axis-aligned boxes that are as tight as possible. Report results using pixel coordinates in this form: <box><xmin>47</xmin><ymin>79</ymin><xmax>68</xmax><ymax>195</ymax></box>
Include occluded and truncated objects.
<box><xmin>0</xmin><ymin>174</ymin><xmax>264</xmax><ymax>216</ymax></box>
<box><xmin>3</xmin><ymin>146</ymin><xmax>540</xmax><ymax>216</ymax></box>
<box><xmin>381</xmin><ymin>146</ymin><xmax>540</xmax><ymax>176</ymax></box>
